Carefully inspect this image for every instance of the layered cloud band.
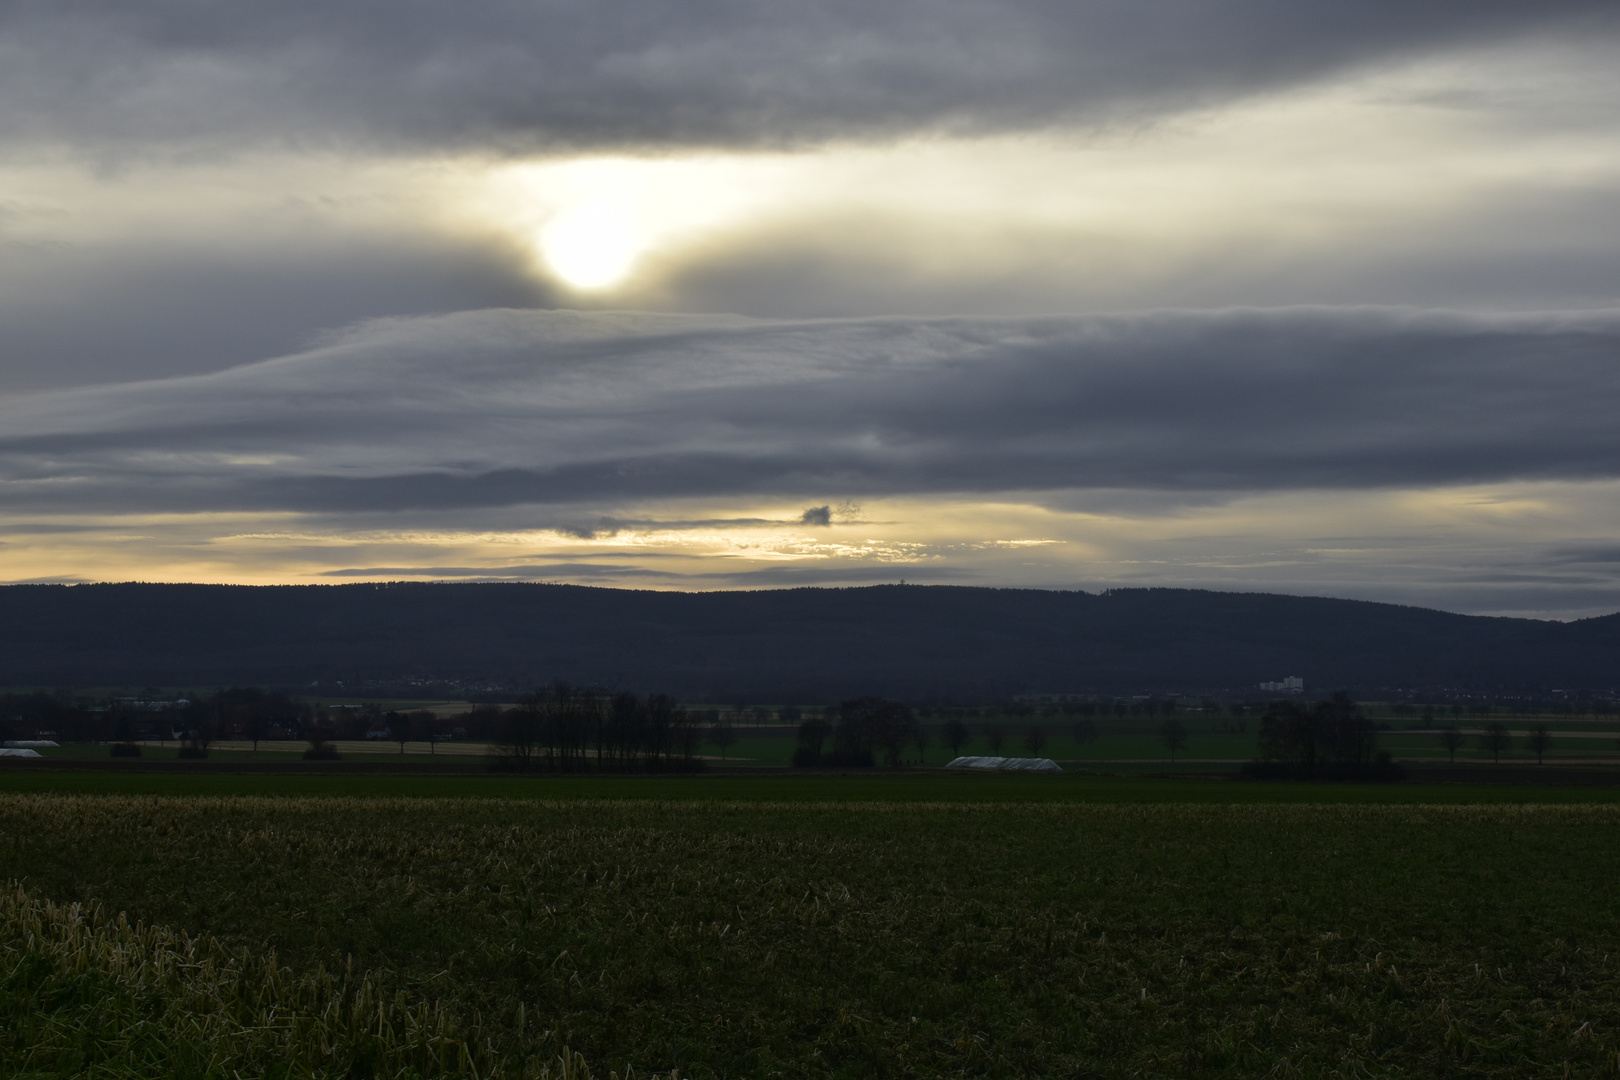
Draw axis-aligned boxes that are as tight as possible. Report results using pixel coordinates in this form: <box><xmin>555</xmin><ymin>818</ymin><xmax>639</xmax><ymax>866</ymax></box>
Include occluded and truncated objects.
<box><xmin>3</xmin><ymin>306</ymin><xmax>1618</xmax><ymax>515</ymax></box>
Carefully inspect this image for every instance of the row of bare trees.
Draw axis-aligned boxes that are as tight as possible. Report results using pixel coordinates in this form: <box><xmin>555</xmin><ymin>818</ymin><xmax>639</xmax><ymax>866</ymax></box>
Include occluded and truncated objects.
<box><xmin>792</xmin><ymin>699</ymin><xmax>1069</xmax><ymax>767</ymax></box>
<box><xmin>1246</xmin><ymin>693</ymin><xmax>1399</xmax><ymax>779</ymax></box>
<box><xmin>1437</xmin><ymin>721</ymin><xmax>1557</xmax><ymax>764</ymax></box>
<box><xmin>790</xmin><ymin>705</ymin><xmax>1103</xmax><ymax>767</ymax></box>
<box><xmin>494</xmin><ymin>685</ymin><xmax>704</xmax><ymax>772</ymax></box>
<box><xmin>794</xmin><ymin>697</ymin><xmax>918</xmax><ymax>767</ymax></box>
<box><xmin>0</xmin><ymin>688</ymin><xmax>310</xmax><ymax>758</ymax></box>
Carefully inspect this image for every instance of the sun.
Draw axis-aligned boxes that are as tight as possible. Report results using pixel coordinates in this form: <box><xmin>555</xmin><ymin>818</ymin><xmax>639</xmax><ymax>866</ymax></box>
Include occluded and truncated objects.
<box><xmin>539</xmin><ymin>202</ymin><xmax>642</xmax><ymax>290</ymax></box>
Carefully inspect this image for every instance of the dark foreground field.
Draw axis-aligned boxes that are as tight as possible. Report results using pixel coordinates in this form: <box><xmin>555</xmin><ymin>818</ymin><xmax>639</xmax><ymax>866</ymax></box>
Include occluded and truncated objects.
<box><xmin>4</xmin><ymin>780</ymin><xmax>1620</xmax><ymax>1078</ymax></box>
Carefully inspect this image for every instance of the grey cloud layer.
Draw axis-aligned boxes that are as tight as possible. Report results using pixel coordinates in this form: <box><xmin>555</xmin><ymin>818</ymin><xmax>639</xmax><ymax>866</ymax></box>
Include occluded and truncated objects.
<box><xmin>1</xmin><ymin>1</ymin><xmax>1612</xmax><ymax>151</ymax></box>
<box><xmin>3</xmin><ymin>306</ymin><xmax>1620</xmax><ymax>515</ymax></box>
<box><xmin>0</xmin><ymin>232</ymin><xmax>553</xmax><ymax>391</ymax></box>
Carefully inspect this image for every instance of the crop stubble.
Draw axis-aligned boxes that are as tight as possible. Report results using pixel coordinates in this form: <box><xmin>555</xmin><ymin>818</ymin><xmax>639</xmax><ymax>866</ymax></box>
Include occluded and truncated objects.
<box><xmin>4</xmin><ymin>794</ymin><xmax>1620</xmax><ymax>1078</ymax></box>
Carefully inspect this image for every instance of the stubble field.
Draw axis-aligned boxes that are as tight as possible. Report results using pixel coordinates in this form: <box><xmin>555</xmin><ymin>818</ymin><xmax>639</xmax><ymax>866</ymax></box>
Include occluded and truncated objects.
<box><xmin>4</xmin><ymin>788</ymin><xmax>1620</xmax><ymax>1078</ymax></box>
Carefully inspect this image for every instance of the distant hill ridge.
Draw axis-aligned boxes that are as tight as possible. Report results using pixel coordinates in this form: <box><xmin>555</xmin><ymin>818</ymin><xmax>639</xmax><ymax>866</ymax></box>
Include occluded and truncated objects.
<box><xmin>0</xmin><ymin>582</ymin><xmax>1616</xmax><ymax>699</ymax></box>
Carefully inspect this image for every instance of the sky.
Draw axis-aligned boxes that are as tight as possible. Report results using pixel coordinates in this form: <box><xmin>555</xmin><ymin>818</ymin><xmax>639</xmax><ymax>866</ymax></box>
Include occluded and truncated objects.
<box><xmin>2</xmin><ymin>2</ymin><xmax>1620</xmax><ymax>618</ymax></box>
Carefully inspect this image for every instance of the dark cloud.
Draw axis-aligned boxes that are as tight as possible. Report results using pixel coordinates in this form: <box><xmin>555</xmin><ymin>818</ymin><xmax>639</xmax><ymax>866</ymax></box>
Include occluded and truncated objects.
<box><xmin>0</xmin><ymin>574</ymin><xmax>91</xmax><ymax>584</ymax></box>
<box><xmin>5</xmin><ymin>306</ymin><xmax>1620</xmax><ymax>516</ymax></box>
<box><xmin>0</xmin><ymin>2</ymin><xmax>1612</xmax><ymax>153</ymax></box>
<box><xmin>311</xmin><ymin>561</ymin><xmax>969</xmax><ymax>587</ymax></box>
<box><xmin>319</xmin><ymin>563</ymin><xmax>684</xmax><ymax>579</ymax></box>
<box><xmin>1544</xmin><ymin>546</ymin><xmax>1620</xmax><ymax>566</ymax></box>
<box><xmin>554</xmin><ymin>512</ymin><xmax>840</xmax><ymax>538</ymax></box>
<box><xmin>0</xmin><ymin>522</ymin><xmax>109</xmax><ymax>534</ymax></box>
<box><xmin>714</xmin><ymin>564</ymin><xmax>970</xmax><ymax>586</ymax></box>
<box><xmin>0</xmin><ymin>233</ymin><xmax>552</xmax><ymax>390</ymax></box>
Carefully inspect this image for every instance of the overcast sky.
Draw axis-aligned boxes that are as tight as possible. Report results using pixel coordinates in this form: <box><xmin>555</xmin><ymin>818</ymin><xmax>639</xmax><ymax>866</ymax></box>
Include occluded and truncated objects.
<box><xmin>2</xmin><ymin>2</ymin><xmax>1619</xmax><ymax>617</ymax></box>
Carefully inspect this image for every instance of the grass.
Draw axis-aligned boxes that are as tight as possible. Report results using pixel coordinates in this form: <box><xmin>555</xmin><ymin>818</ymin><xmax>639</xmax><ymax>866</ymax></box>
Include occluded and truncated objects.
<box><xmin>697</xmin><ymin>725</ymin><xmax>1620</xmax><ymax>769</ymax></box>
<box><xmin>8</xmin><ymin>768</ymin><xmax>1620</xmax><ymax>802</ymax></box>
<box><xmin>16</xmin><ymin>714</ymin><xmax>1620</xmax><ymax>770</ymax></box>
<box><xmin>29</xmin><ymin>740</ymin><xmax>491</xmax><ymax>763</ymax></box>
<box><xmin>704</xmin><ymin>732</ymin><xmax>1263</xmax><ymax>768</ymax></box>
<box><xmin>7</xmin><ymin>790</ymin><xmax>1620</xmax><ymax>1077</ymax></box>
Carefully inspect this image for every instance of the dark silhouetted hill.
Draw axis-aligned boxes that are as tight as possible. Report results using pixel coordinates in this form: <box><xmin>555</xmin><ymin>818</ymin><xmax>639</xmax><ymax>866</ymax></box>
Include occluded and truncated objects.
<box><xmin>1</xmin><ymin>582</ymin><xmax>1617</xmax><ymax>699</ymax></box>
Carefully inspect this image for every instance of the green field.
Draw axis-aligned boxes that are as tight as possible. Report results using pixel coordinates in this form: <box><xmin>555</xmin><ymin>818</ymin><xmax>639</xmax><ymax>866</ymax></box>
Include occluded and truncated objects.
<box><xmin>20</xmin><ymin>740</ymin><xmax>492</xmax><ymax>764</ymax></box>
<box><xmin>7</xmin><ymin>768</ymin><xmax>1620</xmax><ymax>803</ymax></box>
<box><xmin>701</xmin><ymin>721</ymin><xmax>1620</xmax><ymax>769</ymax></box>
<box><xmin>17</xmin><ymin>718</ymin><xmax>1620</xmax><ymax>771</ymax></box>
<box><xmin>6</xmin><ymin>777</ymin><xmax>1620</xmax><ymax>1078</ymax></box>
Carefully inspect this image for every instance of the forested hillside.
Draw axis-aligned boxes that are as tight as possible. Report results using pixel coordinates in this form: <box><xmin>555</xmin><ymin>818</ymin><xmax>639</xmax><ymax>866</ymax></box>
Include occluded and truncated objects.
<box><xmin>1</xmin><ymin>582</ymin><xmax>1616</xmax><ymax>699</ymax></box>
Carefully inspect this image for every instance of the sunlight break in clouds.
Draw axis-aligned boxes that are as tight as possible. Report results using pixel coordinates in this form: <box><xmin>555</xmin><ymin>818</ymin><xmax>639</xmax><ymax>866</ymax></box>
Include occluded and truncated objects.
<box><xmin>460</xmin><ymin>46</ymin><xmax>1620</xmax><ymax>312</ymax></box>
<box><xmin>2</xmin><ymin>2</ymin><xmax>1620</xmax><ymax>614</ymax></box>
<box><xmin>538</xmin><ymin>201</ymin><xmax>645</xmax><ymax>290</ymax></box>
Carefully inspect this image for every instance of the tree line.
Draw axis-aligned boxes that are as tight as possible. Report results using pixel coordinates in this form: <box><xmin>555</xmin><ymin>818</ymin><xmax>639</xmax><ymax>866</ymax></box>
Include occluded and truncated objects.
<box><xmin>1243</xmin><ymin>693</ymin><xmax>1402</xmax><ymax>780</ymax></box>
<box><xmin>790</xmin><ymin>698</ymin><xmax>1076</xmax><ymax>767</ymax></box>
<box><xmin>491</xmin><ymin>685</ymin><xmax>708</xmax><ymax>772</ymax></box>
<box><xmin>1</xmin><ymin>688</ymin><xmax>467</xmax><ymax>759</ymax></box>
<box><xmin>1435</xmin><ymin>720</ymin><xmax>1558</xmax><ymax>765</ymax></box>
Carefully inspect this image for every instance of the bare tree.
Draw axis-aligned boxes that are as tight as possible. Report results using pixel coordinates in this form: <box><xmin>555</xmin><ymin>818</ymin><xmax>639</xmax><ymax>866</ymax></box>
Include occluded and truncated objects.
<box><xmin>914</xmin><ymin>724</ymin><xmax>931</xmax><ymax>764</ymax></box>
<box><xmin>605</xmin><ymin>692</ymin><xmax>645</xmax><ymax>769</ymax></box>
<box><xmin>1256</xmin><ymin>693</ymin><xmax>1375</xmax><ymax>775</ymax></box>
<box><xmin>831</xmin><ymin>698</ymin><xmax>915</xmax><ymax>767</ymax></box>
<box><xmin>861</xmin><ymin>699</ymin><xmax>918</xmax><ymax>768</ymax></box>
<box><xmin>1525</xmin><ymin>721</ymin><xmax>1553</xmax><ymax>765</ymax></box>
<box><xmin>1439</xmin><ymin>727</ymin><xmax>1465</xmax><ymax>764</ymax></box>
<box><xmin>408</xmin><ymin>710</ymin><xmax>438</xmax><ymax>753</ymax></box>
<box><xmin>106</xmin><ymin>708</ymin><xmax>142</xmax><ymax>757</ymax></box>
<box><xmin>207</xmin><ymin>687</ymin><xmax>294</xmax><ymax>752</ymax></box>
<box><xmin>1159</xmin><ymin>717</ymin><xmax>1188</xmax><ymax>762</ymax></box>
<box><xmin>643</xmin><ymin>693</ymin><xmax>680</xmax><ymax>769</ymax></box>
<box><xmin>1479</xmin><ymin>721</ymin><xmax>1511</xmax><ymax>765</ymax></box>
<box><xmin>495</xmin><ymin>704</ymin><xmax>541</xmax><ymax>771</ymax></box>
<box><xmin>944</xmin><ymin>718</ymin><xmax>968</xmax><ymax>758</ymax></box>
<box><xmin>709</xmin><ymin>719</ymin><xmax>737</xmax><ymax>762</ymax></box>
<box><xmin>793</xmin><ymin>715</ymin><xmax>831</xmax><ymax>767</ymax></box>
<box><xmin>302</xmin><ymin>712</ymin><xmax>339</xmax><ymax>760</ymax></box>
<box><xmin>177</xmin><ymin>702</ymin><xmax>215</xmax><ymax>759</ymax></box>
<box><xmin>240</xmin><ymin>704</ymin><xmax>269</xmax><ymax>752</ymax></box>
<box><xmin>386</xmin><ymin>710</ymin><xmax>410</xmax><ymax>753</ymax></box>
<box><xmin>675</xmin><ymin>707</ymin><xmax>704</xmax><ymax>767</ymax></box>
<box><xmin>983</xmin><ymin>724</ymin><xmax>1005</xmax><ymax>756</ymax></box>
<box><xmin>1071</xmin><ymin>717</ymin><xmax>1098</xmax><ymax>746</ymax></box>
<box><xmin>1023</xmin><ymin>726</ymin><xmax>1047</xmax><ymax>757</ymax></box>
<box><xmin>524</xmin><ymin>683</ymin><xmax>599</xmax><ymax>772</ymax></box>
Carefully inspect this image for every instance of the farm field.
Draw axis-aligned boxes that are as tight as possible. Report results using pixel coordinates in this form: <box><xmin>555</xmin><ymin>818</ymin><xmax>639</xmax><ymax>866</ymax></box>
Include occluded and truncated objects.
<box><xmin>10</xmin><ymin>769</ymin><xmax>1620</xmax><ymax>802</ymax></box>
<box><xmin>29</xmin><ymin>725</ymin><xmax>1614</xmax><ymax>768</ymax></box>
<box><xmin>624</xmin><ymin>717</ymin><xmax>1620</xmax><ymax>769</ymax></box>
<box><xmin>18</xmin><ymin>739</ymin><xmax>493</xmax><ymax>763</ymax></box>
<box><xmin>681</xmin><ymin>717</ymin><xmax>1594</xmax><ymax>770</ymax></box>
<box><xmin>6</xmin><ymin>785</ymin><xmax>1620</xmax><ymax>1077</ymax></box>
<box><xmin>13</xmin><ymin>697</ymin><xmax>1620</xmax><ymax>771</ymax></box>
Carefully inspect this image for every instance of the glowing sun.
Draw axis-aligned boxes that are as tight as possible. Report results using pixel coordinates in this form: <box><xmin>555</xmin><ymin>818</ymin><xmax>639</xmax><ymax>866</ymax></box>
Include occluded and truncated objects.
<box><xmin>539</xmin><ymin>202</ymin><xmax>642</xmax><ymax>289</ymax></box>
